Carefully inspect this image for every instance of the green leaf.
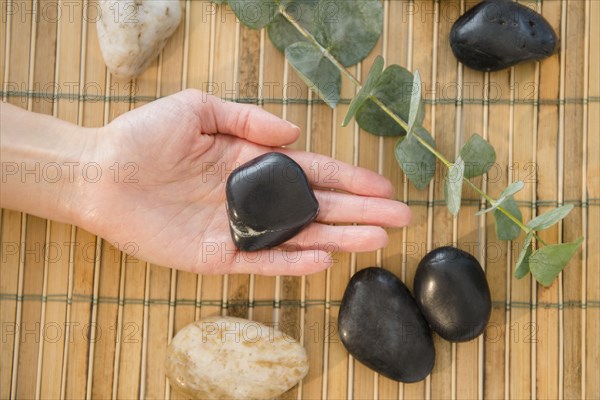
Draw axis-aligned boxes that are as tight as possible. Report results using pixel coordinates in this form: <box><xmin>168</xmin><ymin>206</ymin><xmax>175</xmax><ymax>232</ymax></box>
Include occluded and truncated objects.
<box><xmin>459</xmin><ymin>134</ymin><xmax>497</xmax><ymax>179</ymax></box>
<box><xmin>285</xmin><ymin>42</ymin><xmax>340</xmax><ymax>108</ymax></box>
<box><xmin>355</xmin><ymin>65</ymin><xmax>425</xmax><ymax>136</ymax></box>
<box><xmin>514</xmin><ymin>233</ymin><xmax>533</xmax><ymax>279</ymax></box>
<box><xmin>395</xmin><ymin>127</ymin><xmax>437</xmax><ymax>190</ymax></box>
<box><xmin>211</xmin><ymin>0</ymin><xmax>229</xmax><ymax>4</ymax></box>
<box><xmin>500</xmin><ymin>181</ymin><xmax>525</xmax><ymax>198</ymax></box>
<box><xmin>406</xmin><ymin>70</ymin><xmax>422</xmax><ymax>135</ymax></box>
<box><xmin>313</xmin><ymin>0</ymin><xmax>383</xmax><ymax>67</ymax></box>
<box><xmin>493</xmin><ymin>196</ymin><xmax>522</xmax><ymax>240</ymax></box>
<box><xmin>229</xmin><ymin>0</ymin><xmax>280</xmax><ymax>29</ymax></box>
<box><xmin>476</xmin><ymin>181</ymin><xmax>524</xmax><ymax>215</ymax></box>
<box><xmin>268</xmin><ymin>0</ymin><xmax>383</xmax><ymax>67</ymax></box>
<box><xmin>526</xmin><ymin>204</ymin><xmax>574</xmax><ymax>231</ymax></box>
<box><xmin>363</xmin><ymin>56</ymin><xmax>385</xmax><ymax>91</ymax></box>
<box><xmin>529</xmin><ymin>237</ymin><xmax>584</xmax><ymax>287</ymax></box>
<box><xmin>342</xmin><ymin>56</ymin><xmax>384</xmax><ymax>126</ymax></box>
<box><xmin>444</xmin><ymin>157</ymin><xmax>465</xmax><ymax>216</ymax></box>
<box><xmin>267</xmin><ymin>0</ymin><xmax>318</xmax><ymax>51</ymax></box>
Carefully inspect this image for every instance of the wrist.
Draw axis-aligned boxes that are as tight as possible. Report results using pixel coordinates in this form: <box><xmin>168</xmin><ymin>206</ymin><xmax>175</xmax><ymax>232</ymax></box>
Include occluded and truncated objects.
<box><xmin>0</xmin><ymin>103</ymin><xmax>101</xmax><ymax>226</ymax></box>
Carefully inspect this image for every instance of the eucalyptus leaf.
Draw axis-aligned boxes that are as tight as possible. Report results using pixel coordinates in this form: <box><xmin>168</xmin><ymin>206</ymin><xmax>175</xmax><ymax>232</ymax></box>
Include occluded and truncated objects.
<box><xmin>526</xmin><ymin>204</ymin><xmax>574</xmax><ymax>231</ymax></box>
<box><xmin>459</xmin><ymin>134</ymin><xmax>496</xmax><ymax>179</ymax></box>
<box><xmin>268</xmin><ymin>0</ymin><xmax>382</xmax><ymax>68</ymax></box>
<box><xmin>444</xmin><ymin>157</ymin><xmax>465</xmax><ymax>216</ymax></box>
<box><xmin>493</xmin><ymin>196</ymin><xmax>522</xmax><ymax>240</ymax></box>
<box><xmin>229</xmin><ymin>0</ymin><xmax>280</xmax><ymax>29</ymax></box>
<box><xmin>343</xmin><ymin>56</ymin><xmax>384</xmax><ymax>126</ymax></box>
<box><xmin>406</xmin><ymin>70</ymin><xmax>422</xmax><ymax>135</ymax></box>
<box><xmin>355</xmin><ymin>65</ymin><xmax>425</xmax><ymax>136</ymax></box>
<box><xmin>313</xmin><ymin>0</ymin><xmax>383</xmax><ymax>67</ymax></box>
<box><xmin>501</xmin><ymin>181</ymin><xmax>525</xmax><ymax>198</ymax></box>
<box><xmin>514</xmin><ymin>233</ymin><xmax>533</xmax><ymax>279</ymax></box>
<box><xmin>267</xmin><ymin>0</ymin><xmax>318</xmax><ymax>51</ymax></box>
<box><xmin>285</xmin><ymin>42</ymin><xmax>340</xmax><ymax>108</ymax></box>
<box><xmin>529</xmin><ymin>237</ymin><xmax>584</xmax><ymax>287</ymax></box>
<box><xmin>395</xmin><ymin>126</ymin><xmax>437</xmax><ymax>190</ymax></box>
<box><xmin>476</xmin><ymin>181</ymin><xmax>524</xmax><ymax>215</ymax></box>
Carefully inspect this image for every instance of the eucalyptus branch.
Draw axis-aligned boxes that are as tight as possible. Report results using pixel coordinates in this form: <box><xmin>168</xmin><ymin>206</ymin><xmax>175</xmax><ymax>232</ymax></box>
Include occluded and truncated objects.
<box><xmin>220</xmin><ymin>0</ymin><xmax>582</xmax><ymax>285</ymax></box>
<box><xmin>278</xmin><ymin>5</ymin><xmax>362</xmax><ymax>88</ymax></box>
<box><xmin>370</xmin><ymin>97</ymin><xmax>451</xmax><ymax>167</ymax></box>
<box><xmin>462</xmin><ymin>179</ymin><xmax>548</xmax><ymax>246</ymax></box>
<box><xmin>280</xmin><ymin>8</ymin><xmax>535</xmax><ymax>241</ymax></box>
<box><xmin>374</xmin><ymin>94</ymin><xmax>548</xmax><ymax>245</ymax></box>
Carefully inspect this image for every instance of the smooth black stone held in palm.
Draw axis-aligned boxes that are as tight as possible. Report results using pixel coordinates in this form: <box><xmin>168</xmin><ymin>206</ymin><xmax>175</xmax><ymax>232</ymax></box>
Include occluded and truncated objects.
<box><xmin>450</xmin><ymin>0</ymin><xmax>558</xmax><ymax>71</ymax></box>
<box><xmin>414</xmin><ymin>247</ymin><xmax>492</xmax><ymax>342</ymax></box>
<box><xmin>338</xmin><ymin>267</ymin><xmax>435</xmax><ymax>383</ymax></box>
<box><xmin>225</xmin><ymin>152</ymin><xmax>319</xmax><ymax>251</ymax></box>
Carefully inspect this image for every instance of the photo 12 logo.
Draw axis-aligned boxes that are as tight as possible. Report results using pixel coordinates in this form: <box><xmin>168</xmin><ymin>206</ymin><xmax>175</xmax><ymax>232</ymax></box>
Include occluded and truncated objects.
<box><xmin>201</xmin><ymin>160</ymin><xmax>339</xmax><ymax>185</ymax></box>
<box><xmin>2</xmin><ymin>1</ymin><xmax>101</xmax><ymax>24</ymax></box>
<box><xmin>2</xmin><ymin>321</ymin><xmax>142</xmax><ymax>344</ymax></box>
<box><xmin>1</xmin><ymin>240</ymin><xmax>139</xmax><ymax>264</ymax></box>
<box><xmin>1</xmin><ymin>161</ymin><xmax>139</xmax><ymax>184</ymax></box>
<box><xmin>4</xmin><ymin>81</ymin><xmax>139</xmax><ymax>103</ymax></box>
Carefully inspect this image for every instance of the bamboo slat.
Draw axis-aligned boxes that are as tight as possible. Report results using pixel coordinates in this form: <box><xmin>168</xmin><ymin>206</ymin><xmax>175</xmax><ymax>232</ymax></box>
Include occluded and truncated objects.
<box><xmin>406</xmin><ymin>1</ymin><xmax>435</xmax><ymax>399</ymax></box>
<box><xmin>1</xmin><ymin>0</ymin><xmax>599</xmax><ymax>399</ymax></box>
<box><xmin>586</xmin><ymin>2</ymin><xmax>600</xmax><ymax>398</ymax></box>
<box><xmin>562</xmin><ymin>1</ymin><xmax>586</xmax><ymax>398</ymax></box>
<box><xmin>302</xmin><ymin>102</ymin><xmax>332</xmax><ymax>399</ymax></box>
<box><xmin>328</xmin><ymin>54</ymin><xmax>356</xmax><ymax>400</ymax></box>
<box><xmin>353</xmin><ymin>61</ymin><xmax>380</xmax><ymax>399</ymax></box>
<box><xmin>535</xmin><ymin>1</ymin><xmax>562</xmax><ymax>399</ymax></box>
<box><xmin>2</xmin><ymin>2</ymin><xmax>32</xmax><ymax>396</ymax></box>
<box><xmin>429</xmin><ymin>1</ymin><xmax>458</xmax><ymax>399</ymax></box>
<box><xmin>0</xmin><ymin>211</ymin><xmax>20</xmax><ymax>399</ymax></box>
<box><xmin>15</xmin><ymin>216</ymin><xmax>45</xmax><ymax>400</ymax></box>
<box><xmin>380</xmin><ymin>14</ymin><xmax>408</xmax><ymax>400</ymax></box>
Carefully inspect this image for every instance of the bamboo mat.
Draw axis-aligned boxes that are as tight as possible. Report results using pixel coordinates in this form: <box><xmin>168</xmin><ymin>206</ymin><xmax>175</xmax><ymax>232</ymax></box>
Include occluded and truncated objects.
<box><xmin>1</xmin><ymin>0</ymin><xmax>599</xmax><ymax>399</ymax></box>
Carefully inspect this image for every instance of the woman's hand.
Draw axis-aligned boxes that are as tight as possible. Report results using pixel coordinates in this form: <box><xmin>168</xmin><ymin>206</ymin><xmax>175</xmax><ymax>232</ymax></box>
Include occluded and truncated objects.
<box><xmin>2</xmin><ymin>90</ymin><xmax>412</xmax><ymax>275</ymax></box>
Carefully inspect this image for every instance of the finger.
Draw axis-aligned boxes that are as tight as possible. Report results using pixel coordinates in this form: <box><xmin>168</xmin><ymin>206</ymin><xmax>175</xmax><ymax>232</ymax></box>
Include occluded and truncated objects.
<box><xmin>278</xmin><ymin>149</ymin><xmax>394</xmax><ymax>198</ymax></box>
<box><xmin>282</xmin><ymin>223</ymin><xmax>389</xmax><ymax>253</ymax></box>
<box><xmin>210</xmin><ymin>249</ymin><xmax>332</xmax><ymax>276</ymax></box>
<box><xmin>314</xmin><ymin>191</ymin><xmax>412</xmax><ymax>227</ymax></box>
<box><xmin>195</xmin><ymin>91</ymin><xmax>301</xmax><ymax>146</ymax></box>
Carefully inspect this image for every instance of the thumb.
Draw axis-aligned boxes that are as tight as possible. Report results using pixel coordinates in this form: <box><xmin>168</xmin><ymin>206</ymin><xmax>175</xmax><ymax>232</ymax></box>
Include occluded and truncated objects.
<box><xmin>184</xmin><ymin>89</ymin><xmax>301</xmax><ymax>147</ymax></box>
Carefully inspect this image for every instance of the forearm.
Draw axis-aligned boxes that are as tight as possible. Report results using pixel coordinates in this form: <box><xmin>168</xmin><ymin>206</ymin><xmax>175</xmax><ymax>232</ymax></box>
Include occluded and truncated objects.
<box><xmin>0</xmin><ymin>102</ymin><xmax>99</xmax><ymax>225</ymax></box>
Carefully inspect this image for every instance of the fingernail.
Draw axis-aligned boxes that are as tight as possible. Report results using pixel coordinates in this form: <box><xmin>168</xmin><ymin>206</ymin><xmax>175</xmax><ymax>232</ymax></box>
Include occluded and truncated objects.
<box><xmin>286</xmin><ymin>120</ymin><xmax>300</xmax><ymax>131</ymax></box>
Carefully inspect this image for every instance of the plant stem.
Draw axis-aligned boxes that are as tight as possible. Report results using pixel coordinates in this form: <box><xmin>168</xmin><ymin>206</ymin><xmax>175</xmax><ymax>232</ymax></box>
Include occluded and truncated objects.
<box><xmin>406</xmin><ymin>128</ymin><xmax>549</xmax><ymax>246</ymax></box>
<box><xmin>279</xmin><ymin>6</ymin><xmax>361</xmax><ymax>88</ymax></box>
<box><xmin>374</xmin><ymin>95</ymin><xmax>547</xmax><ymax>245</ymax></box>
<box><xmin>370</xmin><ymin>97</ymin><xmax>452</xmax><ymax>168</ymax></box>
<box><xmin>279</xmin><ymin>4</ymin><xmax>546</xmax><ymax>246</ymax></box>
<box><xmin>461</xmin><ymin>179</ymin><xmax>548</xmax><ymax>246</ymax></box>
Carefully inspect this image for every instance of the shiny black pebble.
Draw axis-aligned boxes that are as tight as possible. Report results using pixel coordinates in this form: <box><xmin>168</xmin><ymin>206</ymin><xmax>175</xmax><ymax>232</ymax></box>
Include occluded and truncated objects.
<box><xmin>338</xmin><ymin>267</ymin><xmax>435</xmax><ymax>382</ymax></box>
<box><xmin>414</xmin><ymin>247</ymin><xmax>491</xmax><ymax>342</ymax></box>
<box><xmin>450</xmin><ymin>0</ymin><xmax>558</xmax><ymax>71</ymax></box>
<box><xmin>225</xmin><ymin>152</ymin><xmax>319</xmax><ymax>251</ymax></box>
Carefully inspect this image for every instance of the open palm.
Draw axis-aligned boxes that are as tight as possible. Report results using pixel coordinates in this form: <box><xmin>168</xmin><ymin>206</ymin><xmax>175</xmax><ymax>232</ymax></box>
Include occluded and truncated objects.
<box><xmin>81</xmin><ymin>90</ymin><xmax>411</xmax><ymax>275</ymax></box>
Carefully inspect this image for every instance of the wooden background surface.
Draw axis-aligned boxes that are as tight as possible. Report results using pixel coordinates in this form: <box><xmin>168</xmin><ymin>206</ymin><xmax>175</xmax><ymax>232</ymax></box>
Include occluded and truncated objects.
<box><xmin>1</xmin><ymin>0</ymin><xmax>598</xmax><ymax>399</ymax></box>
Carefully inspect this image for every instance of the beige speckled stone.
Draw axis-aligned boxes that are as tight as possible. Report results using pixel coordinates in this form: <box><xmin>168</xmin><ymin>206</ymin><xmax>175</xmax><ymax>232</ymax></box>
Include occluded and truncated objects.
<box><xmin>165</xmin><ymin>316</ymin><xmax>309</xmax><ymax>400</ymax></box>
<box><xmin>97</xmin><ymin>0</ymin><xmax>181</xmax><ymax>80</ymax></box>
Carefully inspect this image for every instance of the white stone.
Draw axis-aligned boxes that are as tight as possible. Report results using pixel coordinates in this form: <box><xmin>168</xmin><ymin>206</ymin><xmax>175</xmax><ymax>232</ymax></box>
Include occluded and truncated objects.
<box><xmin>96</xmin><ymin>0</ymin><xmax>182</xmax><ymax>80</ymax></box>
<box><xmin>166</xmin><ymin>316</ymin><xmax>309</xmax><ymax>400</ymax></box>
